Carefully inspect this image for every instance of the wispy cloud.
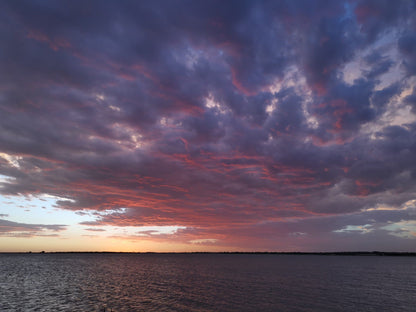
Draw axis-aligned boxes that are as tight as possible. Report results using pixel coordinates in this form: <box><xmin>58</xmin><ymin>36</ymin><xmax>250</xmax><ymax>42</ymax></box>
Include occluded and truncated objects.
<box><xmin>0</xmin><ymin>218</ymin><xmax>66</xmax><ymax>238</ymax></box>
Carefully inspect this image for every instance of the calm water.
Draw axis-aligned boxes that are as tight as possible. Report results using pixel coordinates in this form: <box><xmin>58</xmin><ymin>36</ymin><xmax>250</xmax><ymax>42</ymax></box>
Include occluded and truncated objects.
<box><xmin>0</xmin><ymin>253</ymin><xmax>415</xmax><ymax>312</ymax></box>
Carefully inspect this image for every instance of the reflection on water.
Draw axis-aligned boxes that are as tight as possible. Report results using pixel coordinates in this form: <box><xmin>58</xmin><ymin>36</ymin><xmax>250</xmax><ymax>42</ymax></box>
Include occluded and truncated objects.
<box><xmin>0</xmin><ymin>253</ymin><xmax>415</xmax><ymax>311</ymax></box>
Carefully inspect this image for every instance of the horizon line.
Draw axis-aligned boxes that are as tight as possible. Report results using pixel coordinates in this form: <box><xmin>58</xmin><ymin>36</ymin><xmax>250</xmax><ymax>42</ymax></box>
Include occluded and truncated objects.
<box><xmin>1</xmin><ymin>251</ymin><xmax>415</xmax><ymax>256</ymax></box>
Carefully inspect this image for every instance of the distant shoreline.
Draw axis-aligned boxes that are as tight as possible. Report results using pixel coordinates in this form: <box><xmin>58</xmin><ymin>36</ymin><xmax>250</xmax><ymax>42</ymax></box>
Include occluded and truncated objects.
<box><xmin>1</xmin><ymin>251</ymin><xmax>415</xmax><ymax>256</ymax></box>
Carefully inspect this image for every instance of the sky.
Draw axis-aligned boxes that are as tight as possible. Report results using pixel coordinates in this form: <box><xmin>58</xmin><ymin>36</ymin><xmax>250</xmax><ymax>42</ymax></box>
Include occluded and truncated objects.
<box><xmin>0</xmin><ymin>0</ymin><xmax>416</xmax><ymax>252</ymax></box>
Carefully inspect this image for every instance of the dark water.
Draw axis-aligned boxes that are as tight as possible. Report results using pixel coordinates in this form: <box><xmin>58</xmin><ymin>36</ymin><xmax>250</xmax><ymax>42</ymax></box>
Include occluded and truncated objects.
<box><xmin>0</xmin><ymin>253</ymin><xmax>415</xmax><ymax>312</ymax></box>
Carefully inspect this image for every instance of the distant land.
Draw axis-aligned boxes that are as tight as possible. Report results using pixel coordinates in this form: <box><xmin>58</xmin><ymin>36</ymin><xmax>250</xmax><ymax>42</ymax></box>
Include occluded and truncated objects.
<box><xmin>2</xmin><ymin>251</ymin><xmax>415</xmax><ymax>256</ymax></box>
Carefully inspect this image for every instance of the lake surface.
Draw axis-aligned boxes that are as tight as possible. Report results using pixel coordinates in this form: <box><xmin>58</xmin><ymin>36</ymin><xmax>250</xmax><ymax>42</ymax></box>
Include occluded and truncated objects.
<box><xmin>0</xmin><ymin>253</ymin><xmax>415</xmax><ymax>311</ymax></box>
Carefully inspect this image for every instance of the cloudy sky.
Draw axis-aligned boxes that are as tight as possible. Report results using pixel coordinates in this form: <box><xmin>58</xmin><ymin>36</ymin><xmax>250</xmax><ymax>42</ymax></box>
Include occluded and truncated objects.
<box><xmin>1</xmin><ymin>0</ymin><xmax>416</xmax><ymax>252</ymax></box>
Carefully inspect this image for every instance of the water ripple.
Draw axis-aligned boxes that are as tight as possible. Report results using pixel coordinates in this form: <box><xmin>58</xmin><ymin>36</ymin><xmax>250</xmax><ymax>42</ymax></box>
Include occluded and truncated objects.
<box><xmin>0</xmin><ymin>254</ymin><xmax>415</xmax><ymax>311</ymax></box>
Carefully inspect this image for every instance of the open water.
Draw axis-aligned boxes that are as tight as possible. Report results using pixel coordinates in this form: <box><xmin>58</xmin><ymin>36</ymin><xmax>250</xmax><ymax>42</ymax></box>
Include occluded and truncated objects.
<box><xmin>0</xmin><ymin>253</ymin><xmax>415</xmax><ymax>311</ymax></box>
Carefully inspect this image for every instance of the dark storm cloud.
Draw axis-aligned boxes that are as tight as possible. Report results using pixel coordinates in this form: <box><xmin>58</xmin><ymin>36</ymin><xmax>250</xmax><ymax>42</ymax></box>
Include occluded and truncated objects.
<box><xmin>405</xmin><ymin>92</ymin><xmax>416</xmax><ymax>113</ymax></box>
<box><xmin>363</xmin><ymin>51</ymin><xmax>394</xmax><ymax>79</ymax></box>
<box><xmin>266</xmin><ymin>89</ymin><xmax>306</xmax><ymax>136</ymax></box>
<box><xmin>398</xmin><ymin>33</ymin><xmax>416</xmax><ymax>76</ymax></box>
<box><xmin>301</xmin><ymin>11</ymin><xmax>358</xmax><ymax>94</ymax></box>
<box><xmin>354</xmin><ymin>0</ymin><xmax>412</xmax><ymax>42</ymax></box>
<box><xmin>0</xmin><ymin>0</ymin><xmax>415</xmax><ymax>250</ymax></box>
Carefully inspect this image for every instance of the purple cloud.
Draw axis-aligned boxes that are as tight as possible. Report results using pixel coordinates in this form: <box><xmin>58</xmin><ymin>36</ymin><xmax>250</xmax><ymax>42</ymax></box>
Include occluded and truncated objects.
<box><xmin>0</xmin><ymin>0</ymin><xmax>415</xmax><ymax>251</ymax></box>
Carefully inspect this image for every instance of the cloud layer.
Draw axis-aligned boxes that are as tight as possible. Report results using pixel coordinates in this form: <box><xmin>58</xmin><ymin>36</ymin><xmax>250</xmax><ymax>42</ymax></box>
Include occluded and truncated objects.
<box><xmin>1</xmin><ymin>0</ymin><xmax>416</xmax><ymax>251</ymax></box>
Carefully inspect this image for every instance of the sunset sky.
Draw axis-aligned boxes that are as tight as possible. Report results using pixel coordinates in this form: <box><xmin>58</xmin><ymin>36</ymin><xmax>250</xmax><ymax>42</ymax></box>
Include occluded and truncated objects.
<box><xmin>1</xmin><ymin>0</ymin><xmax>416</xmax><ymax>252</ymax></box>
